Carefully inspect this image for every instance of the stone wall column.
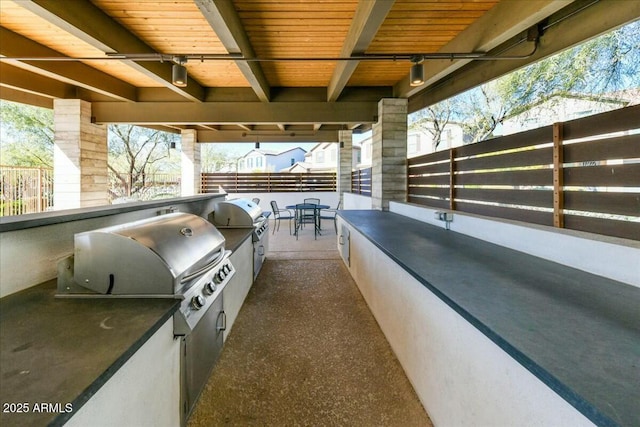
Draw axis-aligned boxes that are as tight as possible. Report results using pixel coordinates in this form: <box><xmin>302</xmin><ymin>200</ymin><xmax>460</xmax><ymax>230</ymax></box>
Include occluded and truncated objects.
<box><xmin>53</xmin><ymin>99</ymin><xmax>108</xmax><ymax>210</ymax></box>
<box><xmin>371</xmin><ymin>98</ymin><xmax>408</xmax><ymax>210</ymax></box>
<box><xmin>181</xmin><ymin>129</ymin><xmax>201</xmax><ymax>196</ymax></box>
<box><xmin>337</xmin><ymin>129</ymin><xmax>353</xmax><ymax>206</ymax></box>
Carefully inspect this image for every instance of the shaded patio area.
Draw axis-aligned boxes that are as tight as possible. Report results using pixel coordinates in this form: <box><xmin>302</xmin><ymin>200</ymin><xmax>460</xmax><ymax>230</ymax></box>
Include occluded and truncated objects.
<box><xmin>187</xmin><ymin>220</ymin><xmax>432</xmax><ymax>426</ymax></box>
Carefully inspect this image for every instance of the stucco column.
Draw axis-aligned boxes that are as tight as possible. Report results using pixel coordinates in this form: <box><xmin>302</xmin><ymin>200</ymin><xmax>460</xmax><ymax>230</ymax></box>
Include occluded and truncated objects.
<box><xmin>371</xmin><ymin>98</ymin><xmax>408</xmax><ymax>210</ymax></box>
<box><xmin>53</xmin><ymin>99</ymin><xmax>108</xmax><ymax>210</ymax></box>
<box><xmin>181</xmin><ymin>129</ymin><xmax>201</xmax><ymax>196</ymax></box>
<box><xmin>337</xmin><ymin>129</ymin><xmax>353</xmax><ymax>206</ymax></box>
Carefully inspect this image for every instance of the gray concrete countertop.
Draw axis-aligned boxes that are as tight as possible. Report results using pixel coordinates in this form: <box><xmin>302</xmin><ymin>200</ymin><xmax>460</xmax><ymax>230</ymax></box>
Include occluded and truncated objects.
<box><xmin>338</xmin><ymin>210</ymin><xmax>640</xmax><ymax>427</ymax></box>
<box><xmin>219</xmin><ymin>228</ymin><xmax>253</xmax><ymax>253</ymax></box>
<box><xmin>0</xmin><ymin>280</ymin><xmax>179</xmax><ymax>427</ymax></box>
<box><xmin>0</xmin><ymin>194</ymin><xmax>224</xmax><ymax>232</ymax></box>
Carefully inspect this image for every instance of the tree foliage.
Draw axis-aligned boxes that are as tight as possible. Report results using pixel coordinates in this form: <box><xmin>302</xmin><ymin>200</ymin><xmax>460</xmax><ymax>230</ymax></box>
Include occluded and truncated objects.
<box><xmin>0</xmin><ymin>101</ymin><xmax>54</xmax><ymax>167</ymax></box>
<box><xmin>107</xmin><ymin>124</ymin><xmax>179</xmax><ymax>199</ymax></box>
<box><xmin>410</xmin><ymin>20</ymin><xmax>640</xmax><ymax>146</ymax></box>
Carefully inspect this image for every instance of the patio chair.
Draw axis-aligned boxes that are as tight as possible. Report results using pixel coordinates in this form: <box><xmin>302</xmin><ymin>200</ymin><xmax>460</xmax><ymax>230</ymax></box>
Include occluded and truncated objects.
<box><xmin>295</xmin><ymin>203</ymin><xmax>318</xmax><ymax>240</ymax></box>
<box><xmin>299</xmin><ymin>198</ymin><xmax>319</xmax><ymax>231</ymax></box>
<box><xmin>319</xmin><ymin>201</ymin><xmax>340</xmax><ymax>233</ymax></box>
<box><xmin>270</xmin><ymin>200</ymin><xmax>294</xmax><ymax>234</ymax></box>
<box><xmin>303</xmin><ymin>197</ymin><xmax>320</xmax><ymax>205</ymax></box>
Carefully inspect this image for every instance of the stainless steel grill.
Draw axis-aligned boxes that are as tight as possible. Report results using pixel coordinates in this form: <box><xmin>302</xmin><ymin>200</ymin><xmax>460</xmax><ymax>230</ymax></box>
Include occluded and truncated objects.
<box><xmin>210</xmin><ymin>198</ymin><xmax>269</xmax><ymax>278</ymax></box>
<box><xmin>57</xmin><ymin>212</ymin><xmax>235</xmax><ymax>335</ymax></box>
<box><xmin>210</xmin><ymin>198</ymin><xmax>269</xmax><ymax>240</ymax></box>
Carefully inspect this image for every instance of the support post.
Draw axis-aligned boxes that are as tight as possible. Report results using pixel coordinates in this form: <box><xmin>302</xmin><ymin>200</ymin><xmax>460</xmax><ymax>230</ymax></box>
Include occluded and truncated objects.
<box><xmin>180</xmin><ymin>129</ymin><xmax>200</xmax><ymax>196</ymax></box>
<box><xmin>371</xmin><ymin>98</ymin><xmax>408</xmax><ymax>210</ymax></box>
<box><xmin>338</xmin><ymin>130</ymin><xmax>353</xmax><ymax>205</ymax></box>
<box><xmin>53</xmin><ymin>99</ymin><xmax>108</xmax><ymax>210</ymax></box>
<box><xmin>553</xmin><ymin>122</ymin><xmax>564</xmax><ymax>228</ymax></box>
<box><xmin>449</xmin><ymin>148</ymin><xmax>456</xmax><ymax>211</ymax></box>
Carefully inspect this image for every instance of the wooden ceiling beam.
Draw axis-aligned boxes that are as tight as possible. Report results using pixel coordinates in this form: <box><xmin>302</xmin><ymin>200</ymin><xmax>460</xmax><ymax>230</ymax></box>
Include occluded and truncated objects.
<box><xmin>195</xmin><ymin>0</ymin><xmax>271</xmax><ymax>102</ymax></box>
<box><xmin>0</xmin><ymin>28</ymin><xmax>137</xmax><ymax>102</ymax></box>
<box><xmin>0</xmin><ymin>86</ymin><xmax>53</xmax><ymax>109</ymax></box>
<box><xmin>0</xmin><ymin>63</ymin><xmax>76</xmax><ymax>100</ymax></box>
<box><xmin>91</xmin><ymin>101</ymin><xmax>378</xmax><ymax>125</ymax></box>
<box><xmin>327</xmin><ymin>0</ymin><xmax>395</xmax><ymax>102</ymax></box>
<box><xmin>197</xmin><ymin>129</ymin><xmax>339</xmax><ymax>143</ymax></box>
<box><xmin>396</xmin><ymin>0</ymin><xmax>576</xmax><ymax>99</ymax></box>
<box><xmin>24</xmin><ymin>0</ymin><xmax>205</xmax><ymax>102</ymax></box>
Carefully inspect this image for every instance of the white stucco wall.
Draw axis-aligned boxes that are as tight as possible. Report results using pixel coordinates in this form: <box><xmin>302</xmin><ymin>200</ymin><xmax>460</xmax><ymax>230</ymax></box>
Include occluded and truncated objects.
<box><xmin>340</xmin><ymin>218</ymin><xmax>595</xmax><ymax>427</ymax></box>
<box><xmin>343</xmin><ymin>193</ymin><xmax>372</xmax><ymax>210</ymax></box>
<box><xmin>65</xmin><ymin>319</ymin><xmax>180</xmax><ymax>427</ymax></box>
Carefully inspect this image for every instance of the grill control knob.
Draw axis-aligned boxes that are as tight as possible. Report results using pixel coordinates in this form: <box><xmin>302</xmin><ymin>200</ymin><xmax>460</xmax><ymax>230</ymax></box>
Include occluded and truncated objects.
<box><xmin>214</xmin><ymin>270</ymin><xmax>225</xmax><ymax>284</ymax></box>
<box><xmin>204</xmin><ymin>281</ymin><xmax>216</xmax><ymax>295</ymax></box>
<box><xmin>223</xmin><ymin>264</ymin><xmax>231</xmax><ymax>274</ymax></box>
<box><xmin>191</xmin><ymin>295</ymin><xmax>205</xmax><ymax>310</ymax></box>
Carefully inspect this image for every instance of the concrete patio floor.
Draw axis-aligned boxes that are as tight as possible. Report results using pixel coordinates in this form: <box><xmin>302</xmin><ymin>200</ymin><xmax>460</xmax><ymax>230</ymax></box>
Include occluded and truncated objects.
<box><xmin>188</xmin><ymin>218</ymin><xmax>433</xmax><ymax>426</ymax></box>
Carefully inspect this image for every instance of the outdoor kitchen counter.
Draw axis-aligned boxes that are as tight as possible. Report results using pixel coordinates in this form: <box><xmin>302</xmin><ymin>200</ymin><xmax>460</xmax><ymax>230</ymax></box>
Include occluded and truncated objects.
<box><xmin>0</xmin><ymin>280</ymin><xmax>179</xmax><ymax>427</ymax></box>
<box><xmin>219</xmin><ymin>228</ymin><xmax>253</xmax><ymax>252</ymax></box>
<box><xmin>338</xmin><ymin>210</ymin><xmax>640</xmax><ymax>427</ymax></box>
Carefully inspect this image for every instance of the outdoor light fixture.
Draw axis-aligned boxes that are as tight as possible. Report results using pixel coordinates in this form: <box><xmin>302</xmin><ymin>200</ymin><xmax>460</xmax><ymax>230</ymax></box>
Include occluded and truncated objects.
<box><xmin>255</xmin><ymin>142</ymin><xmax>260</xmax><ymax>149</ymax></box>
<box><xmin>340</xmin><ymin>141</ymin><xmax>344</xmax><ymax>148</ymax></box>
<box><xmin>172</xmin><ymin>56</ymin><xmax>187</xmax><ymax>87</ymax></box>
<box><xmin>410</xmin><ymin>56</ymin><xmax>424</xmax><ymax>87</ymax></box>
<box><xmin>170</xmin><ymin>141</ymin><xmax>176</xmax><ymax>149</ymax></box>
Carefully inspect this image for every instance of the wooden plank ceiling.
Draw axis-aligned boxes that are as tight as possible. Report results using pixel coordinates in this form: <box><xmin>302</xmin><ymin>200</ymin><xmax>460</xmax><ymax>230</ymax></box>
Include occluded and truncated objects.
<box><xmin>1</xmin><ymin>0</ymin><xmax>637</xmax><ymax>142</ymax></box>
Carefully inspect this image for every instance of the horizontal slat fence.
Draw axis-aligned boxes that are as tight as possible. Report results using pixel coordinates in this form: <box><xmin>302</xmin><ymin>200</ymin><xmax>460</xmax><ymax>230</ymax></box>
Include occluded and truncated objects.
<box><xmin>201</xmin><ymin>172</ymin><xmax>336</xmax><ymax>193</ymax></box>
<box><xmin>408</xmin><ymin>105</ymin><xmax>640</xmax><ymax>240</ymax></box>
<box><xmin>351</xmin><ymin>167</ymin><xmax>372</xmax><ymax>196</ymax></box>
<box><xmin>1</xmin><ymin>166</ymin><xmax>53</xmax><ymax>216</ymax></box>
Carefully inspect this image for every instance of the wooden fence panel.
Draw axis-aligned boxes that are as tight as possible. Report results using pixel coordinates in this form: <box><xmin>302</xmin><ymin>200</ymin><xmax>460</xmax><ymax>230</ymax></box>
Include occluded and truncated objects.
<box><xmin>563</xmin><ymin>134</ymin><xmax>640</xmax><ymax>164</ymax></box>
<box><xmin>1</xmin><ymin>166</ymin><xmax>53</xmax><ymax>216</ymax></box>
<box><xmin>351</xmin><ymin>168</ymin><xmax>371</xmax><ymax>196</ymax></box>
<box><xmin>201</xmin><ymin>172</ymin><xmax>337</xmax><ymax>193</ymax></box>
<box><xmin>404</xmin><ymin>105</ymin><xmax>640</xmax><ymax>240</ymax></box>
<box><xmin>455</xmin><ymin>147</ymin><xmax>552</xmax><ymax>171</ymax></box>
<box><xmin>455</xmin><ymin>169</ymin><xmax>552</xmax><ymax>186</ymax></box>
<box><xmin>564</xmin><ymin>192</ymin><xmax>640</xmax><ymax>217</ymax></box>
<box><xmin>455</xmin><ymin>126</ymin><xmax>553</xmax><ymax>157</ymax></box>
<box><xmin>563</xmin><ymin>163</ymin><xmax>640</xmax><ymax>187</ymax></box>
<box><xmin>564</xmin><ymin>214</ymin><xmax>640</xmax><ymax>241</ymax></box>
<box><xmin>562</xmin><ymin>104</ymin><xmax>640</xmax><ymax>140</ymax></box>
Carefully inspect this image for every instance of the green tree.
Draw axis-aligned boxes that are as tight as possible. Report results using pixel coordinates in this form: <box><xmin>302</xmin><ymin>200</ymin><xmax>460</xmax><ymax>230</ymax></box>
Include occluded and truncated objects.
<box><xmin>408</xmin><ymin>98</ymin><xmax>459</xmax><ymax>150</ymax></box>
<box><xmin>108</xmin><ymin>124</ymin><xmax>179</xmax><ymax>200</ymax></box>
<box><xmin>444</xmin><ymin>20</ymin><xmax>640</xmax><ymax>143</ymax></box>
<box><xmin>0</xmin><ymin>101</ymin><xmax>54</xmax><ymax>167</ymax></box>
<box><xmin>201</xmin><ymin>144</ymin><xmax>239</xmax><ymax>172</ymax></box>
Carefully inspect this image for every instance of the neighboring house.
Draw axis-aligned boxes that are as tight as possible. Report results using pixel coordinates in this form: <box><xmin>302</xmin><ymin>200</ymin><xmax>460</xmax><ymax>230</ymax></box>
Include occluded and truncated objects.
<box><xmin>355</xmin><ymin>122</ymin><xmax>465</xmax><ymax>168</ymax></box>
<box><xmin>285</xmin><ymin>143</ymin><xmax>339</xmax><ymax>172</ymax></box>
<box><xmin>407</xmin><ymin>123</ymin><xmax>465</xmax><ymax>157</ymax></box>
<box><xmin>499</xmin><ymin>92</ymin><xmax>637</xmax><ymax>135</ymax></box>
<box><xmin>237</xmin><ymin>147</ymin><xmax>306</xmax><ymax>172</ymax></box>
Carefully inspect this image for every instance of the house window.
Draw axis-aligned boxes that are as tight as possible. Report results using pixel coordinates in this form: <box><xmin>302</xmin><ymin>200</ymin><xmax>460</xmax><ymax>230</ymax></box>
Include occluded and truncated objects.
<box><xmin>316</xmin><ymin>151</ymin><xmax>325</xmax><ymax>163</ymax></box>
<box><xmin>408</xmin><ymin>135</ymin><xmax>419</xmax><ymax>153</ymax></box>
<box><xmin>256</xmin><ymin>157</ymin><xmax>263</xmax><ymax>168</ymax></box>
<box><xmin>330</xmin><ymin>148</ymin><xmax>336</xmax><ymax>162</ymax></box>
<box><xmin>248</xmin><ymin>158</ymin><xmax>254</xmax><ymax>169</ymax></box>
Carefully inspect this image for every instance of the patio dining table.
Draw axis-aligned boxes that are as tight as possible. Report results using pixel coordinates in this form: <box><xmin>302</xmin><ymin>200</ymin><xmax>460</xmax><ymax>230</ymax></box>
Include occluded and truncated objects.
<box><xmin>286</xmin><ymin>203</ymin><xmax>329</xmax><ymax>239</ymax></box>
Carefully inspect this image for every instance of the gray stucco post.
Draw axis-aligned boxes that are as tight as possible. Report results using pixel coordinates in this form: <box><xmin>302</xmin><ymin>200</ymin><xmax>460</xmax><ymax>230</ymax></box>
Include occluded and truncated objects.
<box><xmin>337</xmin><ymin>129</ymin><xmax>353</xmax><ymax>206</ymax></box>
<box><xmin>371</xmin><ymin>98</ymin><xmax>408</xmax><ymax>210</ymax></box>
<box><xmin>180</xmin><ymin>129</ymin><xmax>201</xmax><ymax>196</ymax></box>
<box><xmin>53</xmin><ymin>99</ymin><xmax>108</xmax><ymax>210</ymax></box>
